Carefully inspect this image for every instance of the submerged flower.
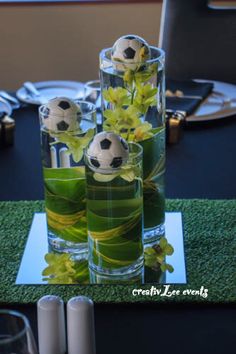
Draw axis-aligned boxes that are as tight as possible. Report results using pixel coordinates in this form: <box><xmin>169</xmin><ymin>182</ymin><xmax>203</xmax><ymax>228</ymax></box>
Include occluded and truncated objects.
<box><xmin>134</xmin><ymin>122</ymin><xmax>153</xmax><ymax>142</ymax></box>
<box><xmin>103</xmin><ymin>87</ymin><xmax>130</xmax><ymax>107</ymax></box>
<box><xmin>138</xmin><ymin>46</ymin><xmax>150</xmax><ymax>62</ymax></box>
<box><xmin>134</xmin><ymin>63</ymin><xmax>158</xmax><ymax>83</ymax></box>
<box><xmin>133</xmin><ymin>83</ymin><xmax>157</xmax><ymax>115</ymax></box>
<box><xmin>103</xmin><ymin>106</ymin><xmax>142</xmax><ymax>135</ymax></box>
<box><xmin>42</xmin><ymin>253</ymin><xmax>89</xmax><ymax>284</ymax></box>
<box><xmin>144</xmin><ymin>237</ymin><xmax>174</xmax><ymax>273</ymax></box>
<box><xmin>124</xmin><ymin>69</ymin><xmax>135</xmax><ymax>86</ymax></box>
<box><xmin>51</xmin><ymin>128</ymin><xmax>94</xmax><ymax>163</ymax></box>
<box><xmin>117</xmin><ymin>106</ymin><xmax>141</xmax><ymax>130</ymax></box>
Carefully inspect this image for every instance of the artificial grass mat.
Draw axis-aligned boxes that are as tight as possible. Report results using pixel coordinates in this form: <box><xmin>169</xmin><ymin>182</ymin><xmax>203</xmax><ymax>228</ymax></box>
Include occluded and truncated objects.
<box><xmin>0</xmin><ymin>199</ymin><xmax>235</xmax><ymax>304</ymax></box>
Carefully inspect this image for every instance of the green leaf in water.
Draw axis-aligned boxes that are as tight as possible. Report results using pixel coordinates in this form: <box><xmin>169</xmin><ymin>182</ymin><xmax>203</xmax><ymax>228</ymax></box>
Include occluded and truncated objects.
<box><xmin>93</xmin><ymin>173</ymin><xmax>118</xmax><ymax>183</ymax></box>
<box><xmin>92</xmin><ymin>164</ymin><xmax>139</xmax><ymax>183</ymax></box>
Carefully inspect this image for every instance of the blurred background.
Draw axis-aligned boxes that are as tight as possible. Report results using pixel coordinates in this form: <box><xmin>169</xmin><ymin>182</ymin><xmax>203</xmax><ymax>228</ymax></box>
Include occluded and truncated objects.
<box><xmin>0</xmin><ymin>2</ymin><xmax>162</xmax><ymax>89</ymax></box>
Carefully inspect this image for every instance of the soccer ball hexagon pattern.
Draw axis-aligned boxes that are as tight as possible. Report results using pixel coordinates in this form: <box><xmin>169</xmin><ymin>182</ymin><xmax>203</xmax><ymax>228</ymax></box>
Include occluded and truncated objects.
<box><xmin>42</xmin><ymin>97</ymin><xmax>82</xmax><ymax>132</ymax></box>
<box><xmin>87</xmin><ymin>132</ymin><xmax>129</xmax><ymax>173</ymax></box>
<box><xmin>111</xmin><ymin>34</ymin><xmax>151</xmax><ymax>71</ymax></box>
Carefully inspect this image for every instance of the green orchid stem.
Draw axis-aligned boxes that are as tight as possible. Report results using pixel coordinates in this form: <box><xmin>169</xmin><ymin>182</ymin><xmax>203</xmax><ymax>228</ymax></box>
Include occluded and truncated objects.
<box><xmin>131</xmin><ymin>87</ymin><xmax>136</xmax><ymax>105</ymax></box>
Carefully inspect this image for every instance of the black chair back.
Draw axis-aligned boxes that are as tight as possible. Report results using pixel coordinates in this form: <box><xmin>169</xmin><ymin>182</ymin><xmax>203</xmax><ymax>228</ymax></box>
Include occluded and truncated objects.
<box><xmin>160</xmin><ymin>0</ymin><xmax>236</xmax><ymax>83</ymax></box>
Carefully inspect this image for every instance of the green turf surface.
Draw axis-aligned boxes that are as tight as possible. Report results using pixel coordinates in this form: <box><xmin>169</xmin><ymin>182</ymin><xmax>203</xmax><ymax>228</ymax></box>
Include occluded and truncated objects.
<box><xmin>0</xmin><ymin>199</ymin><xmax>235</xmax><ymax>304</ymax></box>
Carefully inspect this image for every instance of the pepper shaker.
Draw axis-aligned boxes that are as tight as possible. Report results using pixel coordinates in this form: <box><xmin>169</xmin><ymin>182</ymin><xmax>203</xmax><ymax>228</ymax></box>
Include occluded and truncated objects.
<box><xmin>67</xmin><ymin>296</ymin><xmax>96</xmax><ymax>354</ymax></box>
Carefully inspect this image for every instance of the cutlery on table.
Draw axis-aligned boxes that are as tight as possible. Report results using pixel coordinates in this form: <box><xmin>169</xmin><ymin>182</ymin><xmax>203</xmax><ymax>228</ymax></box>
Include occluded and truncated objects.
<box><xmin>23</xmin><ymin>81</ymin><xmax>48</xmax><ymax>104</ymax></box>
<box><xmin>0</xmin><ymin>91</ymin><xmax>20</xmax><ymax>109</ymax></box>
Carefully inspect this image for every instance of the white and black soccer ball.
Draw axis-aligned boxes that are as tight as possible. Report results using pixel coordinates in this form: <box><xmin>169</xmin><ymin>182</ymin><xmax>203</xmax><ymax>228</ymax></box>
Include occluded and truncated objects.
<box><xmin>111</xmin><ymin>35</ymin><xmax>151</xmax><ymax>71</ymax></box>
<box><xmin>87</xmin><ymin>132</ymin><xmax>129</xmax><ymax>173</ymax></box>
<box><xmin>42</xmin><ymin>97</ymin><xmax>82</xmax><ymax>132</ymax></box>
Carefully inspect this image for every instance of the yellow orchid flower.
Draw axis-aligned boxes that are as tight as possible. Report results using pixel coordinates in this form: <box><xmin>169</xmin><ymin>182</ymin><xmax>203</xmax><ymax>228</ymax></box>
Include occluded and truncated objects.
<box><xmin>103</xmin><ymin>87</ymin><xmax>130</xmax><ymax>107</ymax></box>
<box><xmin>134</xmin><ymin>122</ymin><xmax>154</xmax><ymax>142</ymax></box>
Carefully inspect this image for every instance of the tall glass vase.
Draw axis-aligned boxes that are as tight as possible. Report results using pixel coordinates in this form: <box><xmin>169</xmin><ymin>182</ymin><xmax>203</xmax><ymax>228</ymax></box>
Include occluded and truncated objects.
<box><xmin>39</xmin><ymin>100</ymin><xmax>96</xmax><ymax>257</ymax></box>
<box><xmin>100</xmin><ymin>46</ymin><xmax>165</xmax><ymax>243</ymax></box>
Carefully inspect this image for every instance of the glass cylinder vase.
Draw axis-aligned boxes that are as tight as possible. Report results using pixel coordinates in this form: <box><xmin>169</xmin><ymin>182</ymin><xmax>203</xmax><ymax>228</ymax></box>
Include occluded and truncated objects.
<box><xmin>100</xmin><ymin>46</ymin><xmax>165</xmax><ymax>243</ymax></box>
<box><xmin>85</xmin><ymin>142</ymin><xmax>143</xmax><ymax>276</ymax></box>
<box><xmin>39</xmin><ymin>100</ymin><xmax>96</xmax><ymax>257</ymax></box>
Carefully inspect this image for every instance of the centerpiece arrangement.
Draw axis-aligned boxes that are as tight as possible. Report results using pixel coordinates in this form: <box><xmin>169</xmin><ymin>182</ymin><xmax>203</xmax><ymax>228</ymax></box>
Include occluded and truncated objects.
<box><xmin>38</xmin><ymin>34</ymin><xmax>173</xmax><ymax>284</ymax></box>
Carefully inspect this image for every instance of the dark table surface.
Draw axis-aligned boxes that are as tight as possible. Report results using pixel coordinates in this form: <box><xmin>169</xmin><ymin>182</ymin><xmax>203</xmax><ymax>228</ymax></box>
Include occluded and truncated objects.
<box><xmin>0</xmin><ymin>106</ymin><xmax>236</xmax><ymax>354</ymax></box>
<box><xmin>1</xmin><ymin>106</ymin><xmax>236</xmax><ymax>200</ymax></box>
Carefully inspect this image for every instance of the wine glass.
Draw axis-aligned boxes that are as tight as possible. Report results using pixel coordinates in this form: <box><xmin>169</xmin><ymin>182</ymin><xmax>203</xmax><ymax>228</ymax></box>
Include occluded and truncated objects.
<box><xmin>0</xmin><ymin>310</ymin><xmax>38</xmax><ymax>354</ymax></box>
<box><xmin>84</xmin><ymin>80</ymin><xmax>102</xmax><ymax>125</ymax></box>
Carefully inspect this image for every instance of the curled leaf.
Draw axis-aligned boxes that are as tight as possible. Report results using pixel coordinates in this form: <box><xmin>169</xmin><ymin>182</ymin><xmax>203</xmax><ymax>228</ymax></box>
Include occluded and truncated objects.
<box><xmin>93</xmin><ymin>173</ymin><xmax>118</xmax><ymax>182</ymax></box>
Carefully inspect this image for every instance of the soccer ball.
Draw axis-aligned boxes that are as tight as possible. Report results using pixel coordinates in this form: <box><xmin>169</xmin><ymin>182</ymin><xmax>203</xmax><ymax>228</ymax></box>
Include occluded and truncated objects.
<box><xmin>42</xmin><ymin>97</ymin><xmax>82</xmax><ymax>132</ymax></box>
<box><xmin>87</xmin><ymin>132</ymin><xmax>129</xmax><ymax>173</ymax></box>
<box><xmin>111</xmin><ymin>35</ymin><xmax>151</xmax><ymax>71</ymax></box>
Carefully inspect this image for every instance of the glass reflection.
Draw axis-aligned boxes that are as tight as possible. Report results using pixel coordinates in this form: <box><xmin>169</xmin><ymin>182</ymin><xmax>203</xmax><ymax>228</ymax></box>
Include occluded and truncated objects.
<box><xmin>16</xmin><ymin>212</ymin><xmax>186</xmax><ymax>285</ymax></box>
<box><xmin>41</xmin><ymin>237</ymin><xmax>173</xmax><ymax>285</ymax></box>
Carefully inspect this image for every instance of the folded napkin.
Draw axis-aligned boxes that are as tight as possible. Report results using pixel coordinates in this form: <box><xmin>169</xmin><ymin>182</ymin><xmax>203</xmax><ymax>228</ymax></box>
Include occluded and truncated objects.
<box><xmin>166</xmin><ymin>79</ymin><xmax>214</xmax><ymax>116</ymax></box>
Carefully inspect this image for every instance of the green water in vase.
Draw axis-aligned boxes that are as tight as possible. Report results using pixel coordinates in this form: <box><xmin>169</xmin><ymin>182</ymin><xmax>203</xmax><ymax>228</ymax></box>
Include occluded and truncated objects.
<box><xmin>86</xmin><ymin>167</ymin><xmax>143</xmax><ymax>275</ymax></box>
<box><xmin>44</xmin><ymin>166</ymin><xmax>87</xmax><ymax>245</ymax></box>
<box><xmin>100</xmin><ymin>46</ymin><xmax>166</xmax><ymax>243</ymax></box>
<box><xmin>40</xmin><ymin>116</ymin><xmax>96</xmax><ymax>255</ymax></box>
<box><xmin>140</xmin><ymin>127</ymin><xmax>165</xmax><ymax>235</ymax></box>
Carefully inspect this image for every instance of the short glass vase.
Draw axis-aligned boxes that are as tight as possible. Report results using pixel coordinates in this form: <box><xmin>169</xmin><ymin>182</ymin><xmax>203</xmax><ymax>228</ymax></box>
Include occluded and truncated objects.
<box><xmin>85</xmin><ymin>142</ymin><xmax>144</xmax><ymax>276</ymax></box>
<box><xmin>39</xmin><ymin>100</ymin><xmax>96</xmax><ymax>257</ymax></box>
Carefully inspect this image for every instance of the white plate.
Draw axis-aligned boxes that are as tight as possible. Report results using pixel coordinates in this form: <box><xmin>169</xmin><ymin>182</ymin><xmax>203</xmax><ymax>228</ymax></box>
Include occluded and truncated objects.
<box><xmin>186</xmin><ymin>80</ymin><xmax>236</xmax><ymax>122</ymax></box>
<box><xmin>16</xmin><ymin>80</ymin><xmax>84</xmax><ymax>105</ymax></box>
<box><xmin>0</xmin><ymin>97</ymin><xmax>12</xmax><ymax>116</ymax></box>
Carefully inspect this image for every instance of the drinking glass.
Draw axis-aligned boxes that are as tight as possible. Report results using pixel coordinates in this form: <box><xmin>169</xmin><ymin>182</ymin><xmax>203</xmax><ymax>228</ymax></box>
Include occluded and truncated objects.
<box><xmin>0</xmin><ymin>310</ymin><xmax>38</xmax><ymax>354</ymax></box>
<box><xmin>84</xmin><ymin>80</ymin><xmax>102</xmax><ymax>124</ymax></box>
<box><xmin>99</xmin><ymin>46</ymin><xmax>166</xmax><ymax>244</ymax></box>
<box><xmin>85</xmin><ymin>142</ymin><xmax>143</xmax><ymax>275</ymax></box>
<box><xmin>39</xmin><ymin>100</ymin><xmax>96</xmax><ymax>258</ymax></box>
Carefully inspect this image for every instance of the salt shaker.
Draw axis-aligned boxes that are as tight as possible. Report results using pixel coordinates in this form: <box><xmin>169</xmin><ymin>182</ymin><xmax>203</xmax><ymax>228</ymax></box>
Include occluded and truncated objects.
<box><xmin>37</xmin><ymin>295</ymin><xmax>66</xmax><ymax>354</ymax></box>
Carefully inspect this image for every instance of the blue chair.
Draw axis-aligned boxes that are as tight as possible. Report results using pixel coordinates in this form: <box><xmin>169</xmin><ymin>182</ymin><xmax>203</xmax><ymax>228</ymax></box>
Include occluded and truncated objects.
<box><xmin>159</xmin><ymin>0</ymin><xmax>236</xmax><ymax>83</ymax></box>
